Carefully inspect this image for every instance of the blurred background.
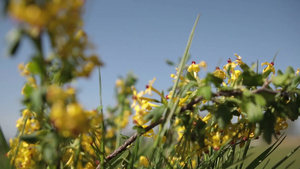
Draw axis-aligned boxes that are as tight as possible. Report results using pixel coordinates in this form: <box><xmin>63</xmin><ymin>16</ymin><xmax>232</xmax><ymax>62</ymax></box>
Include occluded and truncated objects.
<box><xmin>0</xmin><ymin>0</ymin><xmax>300</xmax><ymax>143</ymax></box>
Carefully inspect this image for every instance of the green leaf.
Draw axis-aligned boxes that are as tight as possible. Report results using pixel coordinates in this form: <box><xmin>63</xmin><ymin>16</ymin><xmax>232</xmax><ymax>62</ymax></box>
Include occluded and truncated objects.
<box><xmin>27</xmin><ymin>56</ymin><xmax>46</xmax><ymax>77</ymax></box>
<box><xmin>243</xmin><ymin>88</ymin><xmax>252</xmax><ymax>97</ymax></box>
<box><xmin>30</xmin><ymin>87</ymin><xmax>46</xmax><ymax>113</ymax></box>
<box><xmin>286</xmin><ymin>99</ymin><xmax>299</xmax><ymax>120</ymax></box>
<box><xmin>285</xmin><ymin>66</ymin><xmax>295</xmax><ymax>75</ymax></box>
<box><xmin>263</xmin><ymin>69</ymin><xmax>272</xmax><ymax>78</ymax></box>
<box><xmin>41</xmin><ymin>132</ymin><xmax>59</xmax><ymax>166</ymax></box>
<box><xmin>20</xmin><ymin>133</ymin><xmax>40</xmax><ymax>144</ymax></box>
<box><xmin>132</xmin><ymin>126</ymin><xmax>146</xmax><ymax>135</ymax></box>
<box><xmin>186</xmin><ymin>72</ymin><xmax>197</xmax><ymax>82</ymax></box>
<box><xmin>22</xmin><ymin>83</ymin><xmax>35</xmax><ymax>97</ymax></box>
<box><xmin>261</xmin><ymin>111</ymin><xmax>275</xmax><ymax>144</ymax></box>
<box><xmin>240</xmin><ymin>63</ymin><xmax>250</xmax><ymax>72</ymax></box>
<box><xmin>225</xmin><ymin>97</ymin><xmax>242</xmax><ymax>105</ymax></box>
<box><xmin>179</xmin><ymin>81</ymin><xmax>198</xmax><ymax>98</ymax></box>
<box><xmin>43</xmin><ymin>145</ymin><xmax>57</xmax><ymax>166</ymax></box>
<box><xmin>165</xmin><ymin>59</ymin><xmax>175</xmax><ymax>66</ymax></box>
<box><xmin>242</xmin><ymin>71</ymin><xmax>264</xmax><ymax>86</ymax></box>
<box><xmin>277</xmin><ymin>69</ymin><xmax>283</xmax><ymax>75</ymax></box>
<box><xmin>213</xmin><ymin>104</ymin><xmax>232</xmax><ymax>129</ymax></box>
<box><xmin>291</xmin><ymin>75</ymin><xmax>300</xmax><ymax>88</ymax></box>
<box><xmin>120</xmin><ymin>134</ymin><xmax>130</xmax><ymax>140</ymax></box>
<box><xmin>6</xmin><ymin>28</ymin><xmax>22</xmax><ymax>56</ymax></box>
<box><xmin>246</xmin><ymin>102</ymin><xmax>263</xmax><ymax>123</ymax></box>
<box><xmin>205</xmin><ymin>73</ymin><xmax>223</xmax><ymax>87</ymax></box>
<box><xmin>254</xmin><ymin>94</ymin><xmax>266</xmax><ymax>106</ymax></box>
<box><xmin>194</xmin><ymin>118</ymin><xmax>206</xmax><ymax>147</ymax></box>
<box><xmin>197</xmin><ymin>86</ymin><xmax>212</xmax><ymax>100</ymax></box>
<box><xmin>271</xmin><ymin>74</ymin><xmax>288</xmax><ymax>87</ymax></box>
<box><xmin>144</xmin><ymin>105</ymin><xmax>166</xmax><ymax>122</ymax></box>
<box><xmin>260</xmin><ymin>91</ymin><xmax>276</xmax><ymax>104</ymax></box>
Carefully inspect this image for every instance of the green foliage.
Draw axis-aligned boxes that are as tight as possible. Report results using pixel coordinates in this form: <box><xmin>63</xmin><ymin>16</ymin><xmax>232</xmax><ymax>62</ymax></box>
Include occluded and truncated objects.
<box><xmin>5</xmin><ymin>28</ymin><xmax>22</xmax><ymax>56</ymax></box>
<box><xmin>3</xmin><ymin>2</ymin><xmax>300</xmax><ymax>169</ymax></box>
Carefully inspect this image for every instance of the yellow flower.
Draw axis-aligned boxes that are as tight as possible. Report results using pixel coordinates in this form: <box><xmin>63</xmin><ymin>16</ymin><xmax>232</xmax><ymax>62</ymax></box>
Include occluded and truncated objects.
<box><xmin>228</xmin><ymin>70</ymin><xmax>241</xmax><ymax>84</ymax></box>
<box><xmin>131</xmin><ymin>86</ymin><xmax>145</xmax><ymax>107</ymax></box>
<box><xmin>178</xmin><ymin>95</ymin><xmax>189</xmax><ymax>107</ymax></box>
<box><xmin>213</xmin><ymin>67</ymin><xmax>226</xmax><ymax>79</ymax></box>
<box><xmin>114</xmin><ymin>111</ymin><xmax>130</xmax><ymax>129</ymax></box>
<box><xmin>145</xmin><ymin>77</ymin><xmax>164</xmax><ymax>99</ymax></box>
<box><xmin>234</xmin><ymin>53</ymin><xmax>244</xmax><ymax>65</ymax></box>
<box><xmin>187</xmin><ymin>61</ymin><xmax>207</xmax><ymax>73</ymax></box>
<box><xmin>50</xmin><ymin>102</ymin><xmax>90</xmax><ymax>137</ymax></box>
<box><xmin>132</xmin><ymin>105</ymin><xmax>149</xmax><ymax>125</ymax></box>
<box><xmin>261</xmin><ymin>61</ymin><xmax>275</xmax><ymax>74</ymax></box>
<box><xmin>201</xmin><ymin>113</ymin><xmax>212</xmax><ymax>123</ymax></box>
<box><xmin>115</xmin><ymin>79</ymin><xmax>124</xmax><ymax>87</ymax></box>
<box><xmin>211</xmin><ymin>132</ymin><xmax>221</xmax><ymax>150</ymax></box>
<box><xmin>18</xmin><ymin>62</ymin><xmax>30</xmax><ymax>76</ymax></box>
<box><xmin>47</xmin><ymin>85</ymin><xmax>68</xmax><ymax>102</ymax></box>
<box><xmin>223</xmin><ymin>58</ymin><xmax>237</xmax><ymax>72</ymax></box>
<box><xmin>275</xmin><ymin>117</ymin><xmax>288</xmax><ymax>131</ymax></box>
<box><xmin>139</xmin><ymin>156</ymin><xmax>149</xmax><ymax>167</ymax></box>
<box><xmin>142</xmin><ymin>125</ymin><xmax>154</xmax><ymax>137</ymax></box>
<box><xmin>177</xmin><ymin>126</ymin><xmax>185</xmax><ymax>141</ymax></box>
<box><xmin>170</xmin><ymin>68</ymin><xmax>188</xmax><ymax>83</ymax></box>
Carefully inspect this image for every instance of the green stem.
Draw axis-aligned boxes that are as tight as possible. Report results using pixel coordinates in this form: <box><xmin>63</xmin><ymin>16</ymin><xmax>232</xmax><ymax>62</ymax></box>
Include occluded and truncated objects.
<box><xmin>116</xmin><ymin>98</ymin><xmax>125</xmax><ymax>148</ymax></box>
<box><xmin>98</xmin><ymin>67</ymin><xmax>106</xmax><ymax>169</ymax></box>
<box><xmin>74</xmin><ymin>134</ymin><xmax>83</xmax><ymax>168</ymax></box>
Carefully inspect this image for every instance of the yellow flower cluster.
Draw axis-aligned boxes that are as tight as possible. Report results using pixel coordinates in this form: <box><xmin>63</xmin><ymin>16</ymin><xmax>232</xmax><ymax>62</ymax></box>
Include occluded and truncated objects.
<box><xmin>62</xmin><ymin>147</ymin><xmax>96</xmax><ymax>169</ymax></box>
<box><xmin>10</xmin><ymin>0</ymin><xmax>102</xmax><ymax>79</ymax></box>
<box><xmin>213</xmin><ymin>54</ymin><xmax>244</xmax><ymax>85</ymax></box>
<box><xmin>173</xmin><ymin>112</ymin><xmax>289</xmax><ymax>162</ymax></box>
<box><xmin>7</xmin><ymin>138</ymin><xmax>41</xmax><ymax>169</ymax></box>
<box><xmin>16</xmin><ymin>109</ymin><xmax>40</xmax><ymax>134</ymax></box>
<box><xmin>47</xmin><ymin>85</ymin><xmax>102</xmax><ymax>137</ymax></box>
<box><xmin>9</xmin><ymin>0</ymin><xmax>84</xmax><ymax>29</ymax></box>
<box><xmin>131</xmin><ymin>78</ymin><xmax>161</xmax><ymax>126</ymax></box>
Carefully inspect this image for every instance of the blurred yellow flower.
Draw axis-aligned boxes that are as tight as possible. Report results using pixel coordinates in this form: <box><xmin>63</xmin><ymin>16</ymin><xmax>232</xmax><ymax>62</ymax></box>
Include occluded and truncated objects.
<box><xmin>139</xmin><ymin>156</ymin><xmax>149</xmax><ymax>167</ymax></box>
<box><xmin>213</xmin><ymin>67</ymin><xmax>226</xmax><ymax>79</ymax></box>
<box><xmin>261</xmin><ymin>61</ymin><xmax>275</xmax><ymax>74</ymax></box>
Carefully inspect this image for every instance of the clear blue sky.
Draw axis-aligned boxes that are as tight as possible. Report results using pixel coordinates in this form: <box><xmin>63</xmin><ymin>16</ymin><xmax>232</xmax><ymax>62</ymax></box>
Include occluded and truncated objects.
<box><xmin>1</xmin><ymin>1</ymin><xmax>300</xmax><ymax>139</ymax></box>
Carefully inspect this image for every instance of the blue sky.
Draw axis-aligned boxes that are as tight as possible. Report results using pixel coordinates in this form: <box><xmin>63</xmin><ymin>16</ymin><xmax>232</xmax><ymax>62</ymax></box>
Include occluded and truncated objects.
<box><xmin>1</xmin><ymin>1</ymin><xmax>300</xmax><ymax>139</ymax></box>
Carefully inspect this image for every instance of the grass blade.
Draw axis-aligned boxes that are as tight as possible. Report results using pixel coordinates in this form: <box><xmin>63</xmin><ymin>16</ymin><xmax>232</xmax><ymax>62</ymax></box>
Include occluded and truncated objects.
<box><xmin>245</xmin><ymin>134</ymin><xmax>285</xmax><ymax>169</ymax></box>
<box><xmin>98</xmin><ymin>67</ymin><xmax>106</xmax><ymax>169</ymax></box>
<box><xmin>159</xmin><ymin>14</ymin><xmax>201</xmax><ymax>141</ymax></box>
<box><xmin>0</xmin><ymin>127</ymin><xmax>9</xmax><ymax>152</ymax></box>
<box><xmin>271</xmin><ymin>145</ymin><xmax>300</xmax><ymax>169</ymax></box>
<box><xmin>262</xmin><ymin>158</ymin><xmax>270</xmax><ymax>169</ymax></box>
<box><xmin>285</xmin><ymin>160</ymin><xmax>295</xmax><ymax>169</ymax></box>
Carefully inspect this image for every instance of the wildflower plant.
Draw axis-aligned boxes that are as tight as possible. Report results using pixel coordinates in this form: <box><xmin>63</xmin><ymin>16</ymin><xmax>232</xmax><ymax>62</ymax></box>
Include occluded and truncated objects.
<box><xmin>1</xmin><ymin>1</ymin><xmax>300</xmax><ymax>169</ymax></box>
